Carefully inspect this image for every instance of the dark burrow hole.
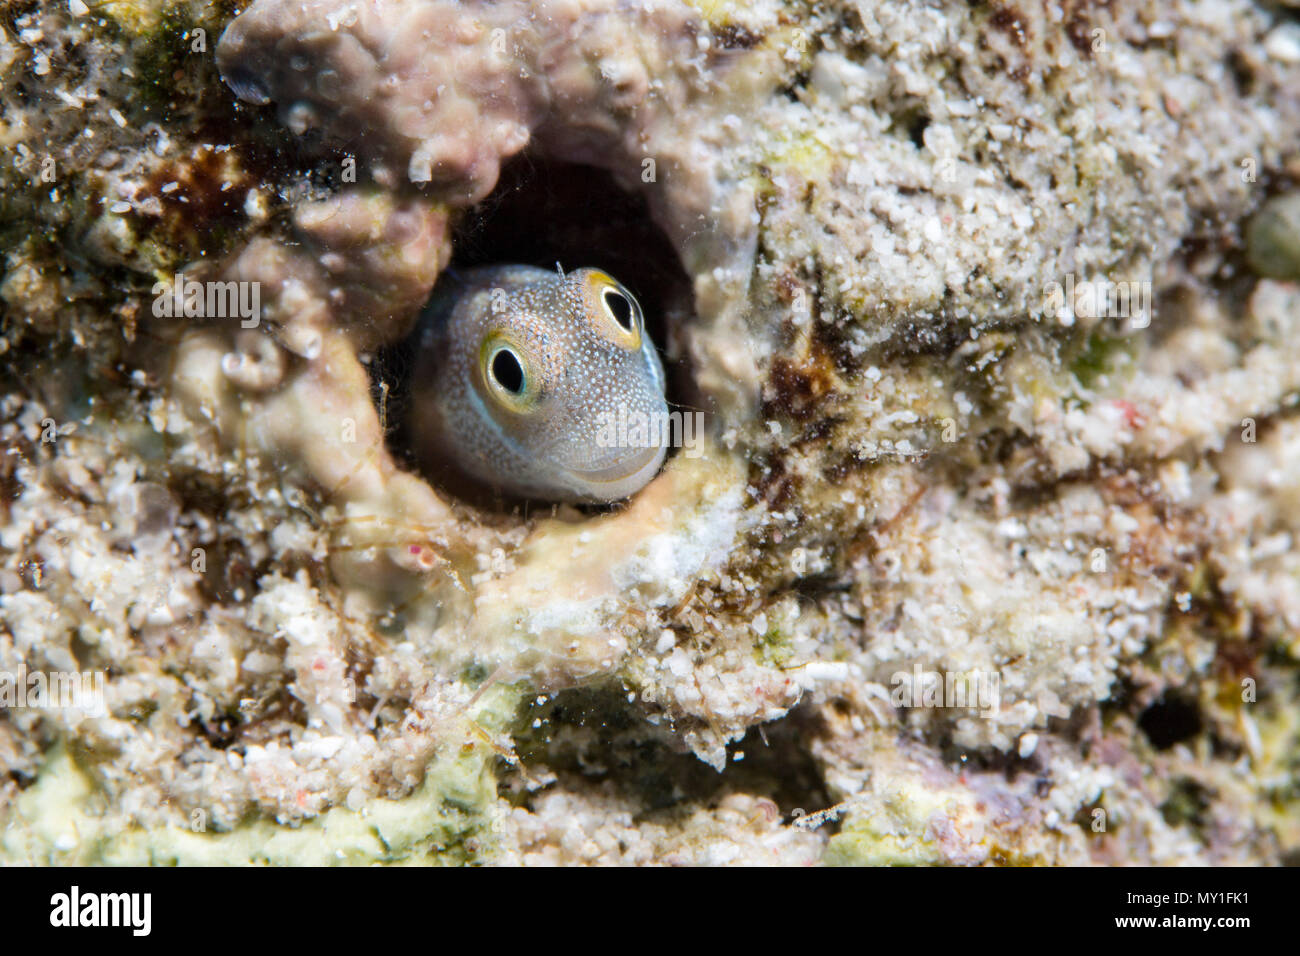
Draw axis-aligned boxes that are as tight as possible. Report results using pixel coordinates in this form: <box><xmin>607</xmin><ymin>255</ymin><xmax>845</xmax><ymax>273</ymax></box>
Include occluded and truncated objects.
<box><xmin>907</xmin><ymin>111</ymin><xmax>930</xmax><ymax>149</ymax></box>
<box><xmin>1138</xmin><ymin>692</ymin><xmax>1203</xmax><ymax>751</ymax></box>
<box><xmin>504</xmin><ymin>685</ymin><xmax>836</xmax><ymax>826</ymax></box>
<box><xmin>376</xmin><ymin>155</ymin><xmax>697</xmax><ymax>510</ymax></box>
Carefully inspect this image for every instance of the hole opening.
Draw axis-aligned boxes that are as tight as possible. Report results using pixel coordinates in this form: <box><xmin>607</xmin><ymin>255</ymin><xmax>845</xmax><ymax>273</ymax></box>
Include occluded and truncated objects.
<box><xmin>380</xmin><ymin>155</ymin><xmax>700</xmax><ymax>508</ymax></box>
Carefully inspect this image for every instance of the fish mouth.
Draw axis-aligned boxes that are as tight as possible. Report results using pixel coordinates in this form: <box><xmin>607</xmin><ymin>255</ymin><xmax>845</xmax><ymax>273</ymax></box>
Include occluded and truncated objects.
<box><xmin>572</xmin><ymin>443</ymin><xmax>666</xmax><ymax>485</ymax></box>
<box><xmin>567</xmin><ymin>442</ymin><xmax>668</xmax><ymax>501</ymax></box>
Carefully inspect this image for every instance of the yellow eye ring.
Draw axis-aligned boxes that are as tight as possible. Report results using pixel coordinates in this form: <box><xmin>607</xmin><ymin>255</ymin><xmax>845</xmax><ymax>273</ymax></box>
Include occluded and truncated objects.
<box><xmin>585</xmin><ymin>272</ymin><xmax>642</xmax><ymax>349</ymax></box>
<box><xmin>480</xmin><ymin>335</ymin><xmax>538</xmax><ymax>411</ymax></box>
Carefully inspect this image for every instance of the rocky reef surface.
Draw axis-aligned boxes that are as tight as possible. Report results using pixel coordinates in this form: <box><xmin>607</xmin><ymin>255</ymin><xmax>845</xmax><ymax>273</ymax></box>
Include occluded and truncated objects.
<box><xmin>1</xmin><ymin>0</ymin><xmax>1298</xmax><ymax>864</ymax></box>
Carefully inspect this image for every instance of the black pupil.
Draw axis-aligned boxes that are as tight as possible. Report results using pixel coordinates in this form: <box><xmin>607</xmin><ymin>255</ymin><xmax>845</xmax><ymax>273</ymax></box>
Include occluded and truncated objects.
<box><xmin>491</xmin><ymin>349</ymin><xmax>524</xmax><ymax>394</ymax></box>
<box><xmin>604</xmin><ymin>289</ymin><xmax>634</xmax><ymax>331</ymax></box>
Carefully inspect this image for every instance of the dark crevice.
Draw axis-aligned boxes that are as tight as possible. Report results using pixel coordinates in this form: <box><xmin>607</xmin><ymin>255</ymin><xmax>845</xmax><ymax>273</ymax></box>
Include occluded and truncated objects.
<box><xmin>1138</xmin><ymin>692</ymin><xmax>1203</xmax><ymax>750</ymax></box>
<box><xmin>377</xmin><ymin>155</ymin><xmax>697</xmax><ymax>510</ymax></box>
<box><xmin>505</xmin><ymin>684</ymin><xmax>836</xmax><ymax>827</ymax></box>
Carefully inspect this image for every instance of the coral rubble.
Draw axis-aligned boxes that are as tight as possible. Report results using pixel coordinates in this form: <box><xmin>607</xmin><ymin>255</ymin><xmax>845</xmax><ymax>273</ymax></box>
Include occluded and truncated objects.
<box><xmin>1</xmin><ymin>0</ymin><xmax>1298</xmax><ymax>864</ymax></box>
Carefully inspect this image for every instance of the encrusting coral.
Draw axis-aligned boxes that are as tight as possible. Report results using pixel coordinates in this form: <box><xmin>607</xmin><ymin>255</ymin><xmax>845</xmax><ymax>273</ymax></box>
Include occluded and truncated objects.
<box><xmin>0</xmin><ymin>0</ymin><xmax>1298</xmax><ymax>865</ymax></box>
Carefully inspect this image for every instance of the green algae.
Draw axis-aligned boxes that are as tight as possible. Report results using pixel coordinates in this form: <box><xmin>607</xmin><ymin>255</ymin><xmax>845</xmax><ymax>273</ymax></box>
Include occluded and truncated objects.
<box><xmin>1</xmin><ymin>684</ymin><xmax>521</xmax><ymax>866</ymax></box>
<box><xmin>822</xmin><ymin>782</ymin><xmax>976</xmax><ymax>866</ymax></box>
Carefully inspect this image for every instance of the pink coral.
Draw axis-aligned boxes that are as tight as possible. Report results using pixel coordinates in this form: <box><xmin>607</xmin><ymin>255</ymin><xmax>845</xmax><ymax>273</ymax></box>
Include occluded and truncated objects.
<box><xmin>216</xmin><ymin>0</ymin><xmax>751</xmax><ymax>260</ymax></box>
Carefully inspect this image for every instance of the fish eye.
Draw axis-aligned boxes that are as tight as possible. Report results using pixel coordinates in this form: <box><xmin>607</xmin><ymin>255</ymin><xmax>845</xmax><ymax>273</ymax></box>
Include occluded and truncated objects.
<box><xmin>578</xmin><ymin>270</ymin><xmax>644</xmax><ymax>350</ymax></box>
<box><xmin>480</xmin><ymin>336</ymin><xmax>536</xmax><ymax>410</ymax></box>
<box><xmin>490</xmin><ymin>347</ymin><xmax>525</xmax><ymax>394</ymax></box>
<box><xmin>602</xmin><ymin>288</ymin><xmax>636</xmax><ymax>333</ymax></box>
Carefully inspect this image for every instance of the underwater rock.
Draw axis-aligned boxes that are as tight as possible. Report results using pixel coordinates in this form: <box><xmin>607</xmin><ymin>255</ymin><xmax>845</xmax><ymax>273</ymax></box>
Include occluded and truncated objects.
<box><xmin>1</xmin><ymin>0</ymin><xmax>1299</xmax><ymax>866</ymax></box>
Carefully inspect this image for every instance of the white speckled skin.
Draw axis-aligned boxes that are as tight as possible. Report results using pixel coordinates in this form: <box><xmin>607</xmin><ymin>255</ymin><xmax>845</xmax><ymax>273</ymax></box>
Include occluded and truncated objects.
<box><xmin>410</xmin><ymin>265</ymin><xmax>669</xmax><ymax>502</ymax></box>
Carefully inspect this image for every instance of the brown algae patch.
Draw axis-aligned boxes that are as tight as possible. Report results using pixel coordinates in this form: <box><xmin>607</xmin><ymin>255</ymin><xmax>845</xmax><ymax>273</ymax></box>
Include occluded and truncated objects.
<box><xmin>1</xmin><ymin>0</ymin><xmax>1299</xmax><ymax>864</ymax></box>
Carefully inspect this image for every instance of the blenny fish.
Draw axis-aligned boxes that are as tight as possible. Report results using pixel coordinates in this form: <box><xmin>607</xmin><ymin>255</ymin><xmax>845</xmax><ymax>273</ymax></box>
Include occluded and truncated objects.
<box><xmin>408</xmin><ymin>265</ymin><xmax>669</xmax><ymax>503</ymax></box>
